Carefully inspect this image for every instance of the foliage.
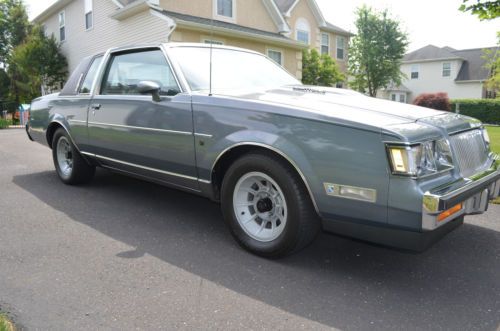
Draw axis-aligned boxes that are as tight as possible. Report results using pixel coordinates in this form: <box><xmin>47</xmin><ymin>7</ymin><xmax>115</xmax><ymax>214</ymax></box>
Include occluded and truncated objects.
<box><xmin>302</xmin><ymin>49</ymin><xmax>345</xmax><ymax>87</ymax></box>
<box><xmin>459</xmin><ymin>0</ymin><xmax>500</xmax><ymax>20</ymax></box>
<box><xmin>0</xmin><ymin>313</ymin><xmax>15</xmax><ymax>331</ymax></box>
<box><xmin>450</xmin><ymin>98</ymin><xmax>500</xmax><ymax>124</ymax></box>
<box><xmin>348</xmin><ymin>5</ymin><xmax>408</xmax><ymax>96</ymax></box>
<box><xmin>10</xmin><ymin>25</ymin><xmax>67</xmax><ymax>103</ymax></box>
<box><xmin>0</xmin><ymin>0</ymin><xmax>29</xmax><ymax>65</ymax></box>
<box><xmin>482</xmin><ymin>32</ymin><xmax>500</xmax><ymax>95</ymax></box>
<box><xmin>0</xmin><ymin>118</ymin><xmax>11</xmax><ymax>129</ymax></box>
<box><xmin>486</xmin><ymin>125</ymin><xmax>500</xmax><ymax>154</ymax></box>
<box><xmin>413</xmin><ymin>93</ymin><xmax>451</xmax><ymax>111</ymax></box>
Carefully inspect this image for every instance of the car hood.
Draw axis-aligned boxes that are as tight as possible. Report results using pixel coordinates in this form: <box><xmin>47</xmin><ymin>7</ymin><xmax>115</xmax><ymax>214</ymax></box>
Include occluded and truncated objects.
<box><xmin>212</xmin><ymin>86</ymin><xmax>480</xmax><ymax>140</ymax></box>
<box><xmin>221</xmin><ymin>86</ymin><xmax>444</xmax><ymax>125</ymax></box>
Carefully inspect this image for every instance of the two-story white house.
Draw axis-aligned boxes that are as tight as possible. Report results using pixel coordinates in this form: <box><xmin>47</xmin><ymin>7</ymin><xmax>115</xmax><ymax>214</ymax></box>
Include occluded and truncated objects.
<box><xmin>379</xmin><ymin>44</ymin><xmax>498</xmax><ymax>103</ymax></box>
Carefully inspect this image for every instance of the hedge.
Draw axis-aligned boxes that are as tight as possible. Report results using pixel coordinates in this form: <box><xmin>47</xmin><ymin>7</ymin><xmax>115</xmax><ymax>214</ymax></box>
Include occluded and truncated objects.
<box><xmin>450</xmin><ymin>99</ymin><xmax>500</xmax><ymax>125</ymax></box>
<box><xmin>0</xmin><ymin>119</ymin><xmax>11</xmax><ymax>129</ymax></box>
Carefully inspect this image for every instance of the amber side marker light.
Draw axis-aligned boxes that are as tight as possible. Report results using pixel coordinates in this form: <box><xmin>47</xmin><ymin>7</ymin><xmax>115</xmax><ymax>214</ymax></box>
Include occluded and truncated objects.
<box><xmin>437</xmin><ymin>203</ymin><xmax>463</xmax><ymax>222</ymax></box>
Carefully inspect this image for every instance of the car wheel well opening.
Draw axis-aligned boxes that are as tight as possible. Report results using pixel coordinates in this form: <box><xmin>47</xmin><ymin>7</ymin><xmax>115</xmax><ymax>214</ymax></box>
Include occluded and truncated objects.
<box><xmin>211</xmin><ymin>145</ymin><xmax>317</xmax><ymax>214</ymax></box>
<box><xmin>46</xmin><ymin>122</ymin><xmax>64</xmax><ymax>149</ymax></box>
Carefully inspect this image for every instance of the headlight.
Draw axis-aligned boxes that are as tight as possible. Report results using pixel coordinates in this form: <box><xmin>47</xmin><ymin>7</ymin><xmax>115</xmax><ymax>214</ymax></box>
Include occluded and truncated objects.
<box><xmin>387</xmin><ymin>139</ymin><xmax>454</xmax><ymax>177</ymax></box>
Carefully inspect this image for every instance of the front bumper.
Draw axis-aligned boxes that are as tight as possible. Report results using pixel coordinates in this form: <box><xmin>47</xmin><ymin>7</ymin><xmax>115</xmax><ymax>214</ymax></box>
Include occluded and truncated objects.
<box><xmin>422</xmin><ymin>155</ymin><xmax>500</xmax><ymax>231</ymax></box>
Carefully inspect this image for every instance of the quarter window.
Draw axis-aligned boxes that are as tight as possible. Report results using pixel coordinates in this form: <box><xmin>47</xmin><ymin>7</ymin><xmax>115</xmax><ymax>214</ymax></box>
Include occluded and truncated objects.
<box><xmin>267</xmin><ymin>49</ymin><xmax>283</xmax><ymax>66</ymax></box>
<box><xmin>85</xmin><ymin>0</ymin><xmax>93</xmax><ymax>30</ymax></box>
<box><xmin>411</xmin><ymin>64</ymin><xmax>419</xmax><ymax>79</ymax></box>
<box><xmin>59</xmin><ymin>11</ymin><xmax>65</xmax><ymax>41</ymax></box>
<box><xmin>336</xmin><ymin>36</ymin><xmax>345</xmax><ymax>60</ymax></box>
<box><xmin>321</xmin><ymin>33</ymin><xmax>329</xmax><ymax>55</ymax></box>
<box><xmin>442</xmin><ymin>62</ymin><xmax>451</xmax><ymax>77</ymax></box>
<box><xmin>101</xmin><ymin>49</ymin><xmax>179</xmax><ymax>96</ymax></box>
<box><xmin>216</xmin><ymin>0</ymin><xmax>234</xmax><ymax>18</ymax></box>
<box><xmin>79</xmin><ymin>56</ymin><xmax>103</xmax><ymax>94</ymax></box>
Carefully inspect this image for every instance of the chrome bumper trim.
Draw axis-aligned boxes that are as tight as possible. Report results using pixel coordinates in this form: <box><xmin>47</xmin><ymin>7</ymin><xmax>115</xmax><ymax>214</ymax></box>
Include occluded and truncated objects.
<box><xmin>422</xmin><ymin>155</ymin><xmax>500</xmax><ymax>231</ymax></box>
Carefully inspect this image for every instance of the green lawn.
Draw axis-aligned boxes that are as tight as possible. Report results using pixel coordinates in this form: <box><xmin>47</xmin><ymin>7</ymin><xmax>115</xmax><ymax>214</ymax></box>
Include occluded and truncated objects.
<box><xmin>486</xmin><ymin>126</ymin><xmax>500</xmax><ymax>154</ymax></box>
<box><xmin>0</xmin><ymin>314</ymin><xmax>14</xmax><ymax>331</ymax></box>
<box><xmin>485</xmin><ymin>126</ymin><xmax>500</xmax><ymax>204</ymax></box>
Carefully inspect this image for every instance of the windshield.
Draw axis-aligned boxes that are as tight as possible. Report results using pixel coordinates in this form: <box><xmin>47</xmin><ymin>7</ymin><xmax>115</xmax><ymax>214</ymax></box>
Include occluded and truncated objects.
<box><xmin>169</xmin><ymin>47</ymin><xmax>300</xmax><ymax>92</ymax></box>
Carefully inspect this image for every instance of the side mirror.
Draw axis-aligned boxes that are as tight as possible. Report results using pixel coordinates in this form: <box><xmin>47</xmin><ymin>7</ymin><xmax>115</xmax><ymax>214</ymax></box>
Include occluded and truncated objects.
<box><xmin>138</xmin><ymin>80</ymin><xmax>161</xmax><ymax>102</ymax></box>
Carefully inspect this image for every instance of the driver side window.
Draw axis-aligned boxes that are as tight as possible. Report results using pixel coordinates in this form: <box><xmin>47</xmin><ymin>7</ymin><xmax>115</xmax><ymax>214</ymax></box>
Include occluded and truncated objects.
<box><xmin>101</xmin><ymin>49</ymin><xmax>179</xmax><ymax>96</ymax></box>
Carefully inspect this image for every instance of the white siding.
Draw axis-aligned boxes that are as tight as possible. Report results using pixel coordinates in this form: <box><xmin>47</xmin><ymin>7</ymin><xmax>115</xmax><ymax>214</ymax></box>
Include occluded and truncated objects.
<box><xmin>401</xmin><ymin>60</ymin><xmax>484</xmax><ymax>102</ymax></box>
<box><xmin>42</xmin><ymin>0</ymin><xmax>173</xmax><ymax>73</ymax></box>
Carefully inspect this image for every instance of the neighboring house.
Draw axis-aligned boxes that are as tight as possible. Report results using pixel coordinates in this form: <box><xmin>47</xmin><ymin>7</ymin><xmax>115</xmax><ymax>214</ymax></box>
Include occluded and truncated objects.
<box><xmin>388</xmin><ymin>44</ymin><xmax>498</xmax><ymax>103</ymax></box>
<box><xmin>33</xmin><ymin>0</ymin><xmax>352</xmax><ymax>84</ymax></box>
<box><xmin>377</xmin><ymin>81</ymin><xmax>411</xmax><ymax>104</ymax></box>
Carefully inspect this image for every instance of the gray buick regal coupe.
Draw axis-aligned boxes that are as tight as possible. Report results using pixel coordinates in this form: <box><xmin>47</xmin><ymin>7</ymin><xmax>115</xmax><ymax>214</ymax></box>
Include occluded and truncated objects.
<box><xmin>27</xmin><ymin>43</ymin><xmax>500</xmax><ymax>257</ymax></box>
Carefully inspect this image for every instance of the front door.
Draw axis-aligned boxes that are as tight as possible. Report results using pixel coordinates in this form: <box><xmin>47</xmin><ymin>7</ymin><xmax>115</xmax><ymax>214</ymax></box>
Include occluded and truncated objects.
<box><xmin>87</xmin><ymin>48</ymin><xmax>197</xmax><ymax>190</ymax></box>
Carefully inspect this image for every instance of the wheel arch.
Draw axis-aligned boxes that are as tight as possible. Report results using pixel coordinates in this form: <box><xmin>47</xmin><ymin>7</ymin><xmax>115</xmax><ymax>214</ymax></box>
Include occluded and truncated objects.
<box><xmin>210</xmin><ymin>142</ymin><xmax>321</xmax><ymax>216</ymax></box>
<box><xmin>46</xmin><ymin>120</ymin><xmax>80</xmax><ymax>153</ymax></box>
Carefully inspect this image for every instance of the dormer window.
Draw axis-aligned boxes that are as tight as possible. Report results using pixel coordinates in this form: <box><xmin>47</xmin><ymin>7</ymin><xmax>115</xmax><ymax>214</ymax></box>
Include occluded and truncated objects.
<box><xmin>295</xmin><ymin>18</ymin><xmax>310</xmax><ymax>45</ymax></box>
<box><xmin>215</xmin><ymin>0</ymin><xmax>235</xmax><ymax>20</ymax></box>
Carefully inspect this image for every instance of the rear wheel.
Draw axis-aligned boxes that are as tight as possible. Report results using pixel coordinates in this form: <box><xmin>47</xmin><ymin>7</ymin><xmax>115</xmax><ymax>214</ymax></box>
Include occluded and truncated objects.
<box><xmin>52</xmin><ymin>128</ymin><xmax>95</xmax><ymax>185</ymax></box>
<box><xmin>221</xmin><ymin>152</ymin><xmax>320</xmax><ymax>258</ymax></box>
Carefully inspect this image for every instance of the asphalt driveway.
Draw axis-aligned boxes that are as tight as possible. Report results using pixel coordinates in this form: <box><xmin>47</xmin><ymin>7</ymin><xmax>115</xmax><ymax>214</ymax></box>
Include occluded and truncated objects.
<box><xmin>1</xmin><ymin>129</ymin><xmax>499</xmax><ymax>330</ymax></box>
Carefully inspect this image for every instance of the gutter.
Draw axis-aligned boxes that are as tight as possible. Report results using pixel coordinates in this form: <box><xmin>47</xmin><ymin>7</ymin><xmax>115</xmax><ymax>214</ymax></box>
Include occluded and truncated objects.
<box><xmin>174</xmin><ymin>20</ymin><xmax>306</xmax><ymax>49</ymax></box>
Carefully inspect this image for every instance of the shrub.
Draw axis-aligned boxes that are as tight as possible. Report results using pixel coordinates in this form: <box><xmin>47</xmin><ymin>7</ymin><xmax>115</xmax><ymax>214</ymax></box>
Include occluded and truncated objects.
<box><xmin>450</xmin><ymin>99</ymin><xmax>500</xmax><ymax>125</ymax></box>
<box><xmin>0</xmin><ymin>118</ymin><xmax>11</xmax><ymax>129</ymax></box>
<box><xmin>413</xmin><ymin>92</ymin><xmax>451</xmax><ymax>111</ymax></box>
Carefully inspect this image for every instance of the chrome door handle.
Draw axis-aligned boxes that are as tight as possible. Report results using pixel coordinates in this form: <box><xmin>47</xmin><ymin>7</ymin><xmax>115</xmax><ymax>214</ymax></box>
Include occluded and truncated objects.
<box><xmin>90</xmin><ymin>103</ymin><xmax>101</xmax><ymax>116</ymax></box>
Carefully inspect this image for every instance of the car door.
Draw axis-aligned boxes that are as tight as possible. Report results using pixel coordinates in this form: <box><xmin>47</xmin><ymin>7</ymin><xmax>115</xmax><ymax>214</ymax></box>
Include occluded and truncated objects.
<box><xmin>86</xmin><ymin>48</ymin><xmax>198</xmax><ymax>190</ymax></box>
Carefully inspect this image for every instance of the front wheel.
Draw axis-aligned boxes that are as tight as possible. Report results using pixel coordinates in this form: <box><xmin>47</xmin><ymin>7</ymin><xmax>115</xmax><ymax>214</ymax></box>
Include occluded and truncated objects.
<box><xmin>52</xmin><ymin>128</ymin><xmax>95</xmax><ymax>185</ymax></box>
<box><xmin>221</xmin><ymin>152</ymin><xmax>320</xmax><ymax>258</ymax></box>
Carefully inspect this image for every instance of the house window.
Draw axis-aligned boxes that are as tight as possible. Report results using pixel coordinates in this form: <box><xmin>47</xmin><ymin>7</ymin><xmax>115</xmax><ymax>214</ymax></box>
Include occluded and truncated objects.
<box><xmin>399</xmin><ymin>94</ymin><xmax>406</xmax><ymax>103</ymax></box>
<box><xmin>85</xmin><ymin>0</ymin><xmax>93</xmax><ymax>30</ymax></box>
<box><xmin>267</xmin><ymin>49</ymin><xmax>282</xmax><ymax>66</ymax></box>
<box><xmin>411</xmin><ymin>64</ymin><xmax>419</xmax><ymax>79</ymax></box>
<box><xmin>321</xmin><ymin>33</ymin><xmax>329</xmax><ymax>55</ymax></box>
<box><xmin>59</xmin><ymin>11</ymin><xmax>65</xmax><ymax>41</ymax></box>
<box><xmin>336</xmin><ymin>82</ymin><xmax>343</xmax><ymax>88</ymax></box>
<box><xmin>391</xmin><ymin>93</ymin><xmax>396</xmax><ymax>101</ymax></box>
<box><xmin>336</xmin><ymin>36</ymin><xmax>345</xmax><ymax>60</ymax></box>
<box><xmin>216</xmin><ymin>0</ymin><xmax>234</xmax><ymax>19</ymax></box>
<box><xmin>295</xmin><ymin>18</ymin><xmax>310</xmax><ymax>45</ymax></box>
<box><xmin>442</xmin><ymin>62</ymin><xmax>451</xmax><ymax>77</ymax></box>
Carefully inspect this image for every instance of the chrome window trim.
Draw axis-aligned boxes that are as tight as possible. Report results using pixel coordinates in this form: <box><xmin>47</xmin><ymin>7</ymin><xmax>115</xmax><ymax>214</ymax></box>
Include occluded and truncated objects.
<box><xmin>87</xmin><ymin>121</ymin><xmax>193</xmax><ymax>135</ymax></box>
<box><xmin>210</xmin><ymin>142</ymin><xmax>320</xmax><ymax>214</ymax></box>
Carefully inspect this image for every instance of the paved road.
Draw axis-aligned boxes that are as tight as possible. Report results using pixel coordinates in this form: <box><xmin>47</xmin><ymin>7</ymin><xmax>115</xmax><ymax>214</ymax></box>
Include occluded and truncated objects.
<box><xmin>1</xmin><ymin>129</ymin><xmax>499</xmax><ymax>330</ymax></box>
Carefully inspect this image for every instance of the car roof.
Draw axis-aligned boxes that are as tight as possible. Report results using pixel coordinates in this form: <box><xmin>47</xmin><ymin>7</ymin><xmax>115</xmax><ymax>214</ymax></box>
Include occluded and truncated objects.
<box><xmin>104</xmin><ymin>42</ymin><xmax>262</xmax><ymax>57</ymax></box>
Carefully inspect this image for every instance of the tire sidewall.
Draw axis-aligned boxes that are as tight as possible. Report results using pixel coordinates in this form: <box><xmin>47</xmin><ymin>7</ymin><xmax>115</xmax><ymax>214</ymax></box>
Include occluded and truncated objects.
<box><xmin>52</xmin><ymin>129</ymin><xmax>75</xmax><ymax>183</ymax></box>
<box><xmin>221</xmin><ymin>154</ymin><xmax>303</xmax><ymax>256</ymax></box>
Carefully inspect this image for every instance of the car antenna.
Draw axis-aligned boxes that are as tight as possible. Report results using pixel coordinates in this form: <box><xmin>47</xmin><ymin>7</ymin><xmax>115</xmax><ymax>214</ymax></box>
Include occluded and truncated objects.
<box><xmin>209</xmin><ymin>17</ymin><xmax>214</xmax><ymax>97</ymax></box>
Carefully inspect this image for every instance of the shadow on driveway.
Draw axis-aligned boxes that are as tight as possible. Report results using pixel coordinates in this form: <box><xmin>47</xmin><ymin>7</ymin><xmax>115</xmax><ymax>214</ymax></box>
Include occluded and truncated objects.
<box><xmin>13</xmin><ymin>169</ymin><xmax>500</xmax><ymax>330</ymax></box>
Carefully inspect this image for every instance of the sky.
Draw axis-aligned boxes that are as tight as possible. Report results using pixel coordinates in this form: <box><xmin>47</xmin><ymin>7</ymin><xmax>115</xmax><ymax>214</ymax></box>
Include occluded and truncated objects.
<box><xmin>24</xmin><ymin>0</ymin><xmax>499</xmax><ymax>52</ymax></box>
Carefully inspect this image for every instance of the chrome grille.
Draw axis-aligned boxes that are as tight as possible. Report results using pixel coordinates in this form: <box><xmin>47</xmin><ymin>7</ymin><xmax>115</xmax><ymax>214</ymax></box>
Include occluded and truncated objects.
<box><xmin>449</xmin><ymin>129</ymin><xmax>489</xmax><ymax>178</ymax></box>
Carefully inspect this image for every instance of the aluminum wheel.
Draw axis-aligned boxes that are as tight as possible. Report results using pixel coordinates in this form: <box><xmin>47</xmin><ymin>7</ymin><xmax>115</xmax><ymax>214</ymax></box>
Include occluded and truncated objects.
<box><xmin>56</xmin><ymin>136</ymin><xmax>73</xmax><ymax>178</ymax></box>
<box><xmin>233</xmin><ymin>172</ymin><xmax>288</xmax><ymax>242</ymax></box>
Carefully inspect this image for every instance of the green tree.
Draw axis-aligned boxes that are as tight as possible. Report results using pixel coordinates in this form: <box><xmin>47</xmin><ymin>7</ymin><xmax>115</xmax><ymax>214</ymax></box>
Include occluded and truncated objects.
<box><xmin>459</xmin><ymin>0</ymin><xmax>500</xmax><ymax>20</ymax></box>
<box><xmin>483</xmin><ymin>32</ymin><xmax>500</xmax><ymax>97</ymax></box>
<box><xmin>0</xmin><ymin>0</ymin><xmax>29</xmax><ymax>65</ymax></box>
<box><xmin>10</xmin><ymin>25</ymin><xmax>67</xmax><ymax>102</ymax></box>
<box><xmin>302</xmin><ymin>49</ymin><xmax>344</xmax><ymax>87</ymax></box>
<box><xmin>348</xmin><ymin>6</ymin><xmax>408</xmax><ymax>97</ymax></box>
